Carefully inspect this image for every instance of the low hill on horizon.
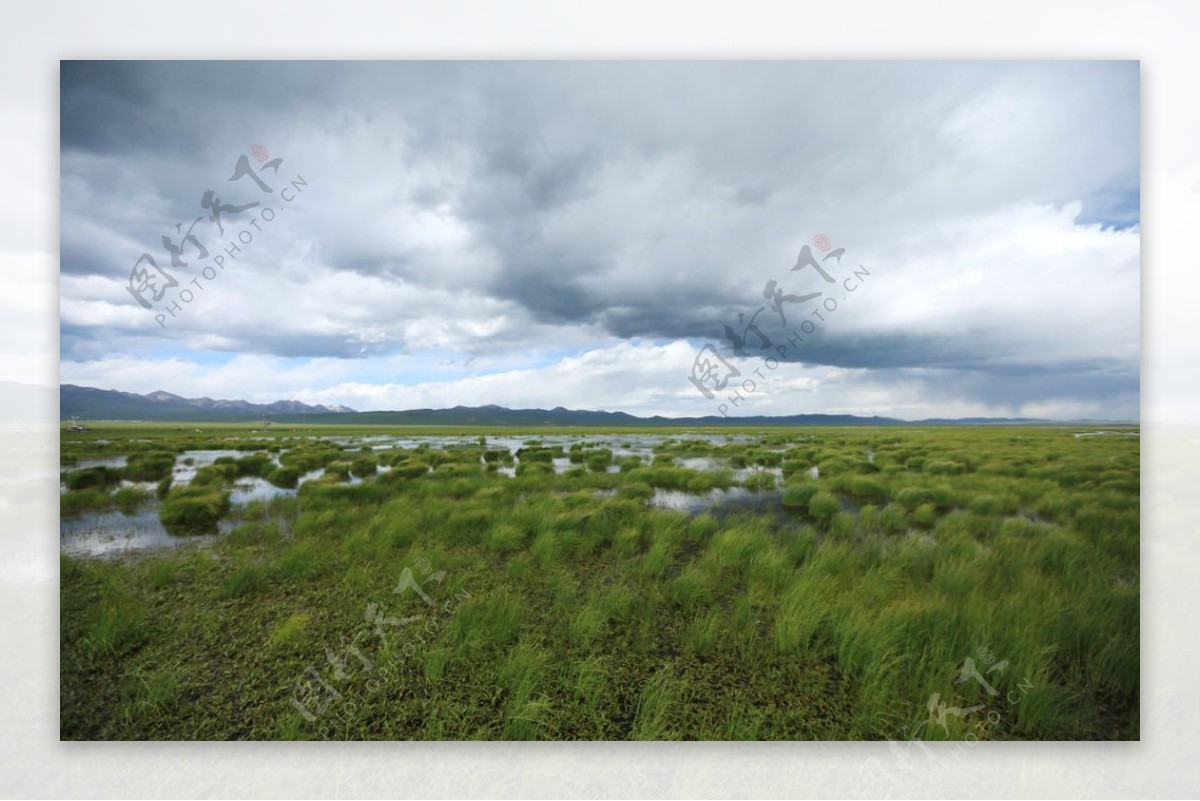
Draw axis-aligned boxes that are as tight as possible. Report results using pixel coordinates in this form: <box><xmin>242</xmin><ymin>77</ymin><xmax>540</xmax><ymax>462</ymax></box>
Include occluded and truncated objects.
<box><xmin>60</xmin><ymin>383</ymin><xmax>354</xmax><ymax>423</ymax></box>
<box><xmin>48</xmin><ymin>383</ymin><xmax>1106</xmax><ymax>427</ymax></box>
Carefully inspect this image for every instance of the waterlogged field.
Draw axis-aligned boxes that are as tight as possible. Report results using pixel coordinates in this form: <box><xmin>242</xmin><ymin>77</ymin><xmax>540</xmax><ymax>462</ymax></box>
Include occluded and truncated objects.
<box><xmin>59</xmin><ymin>423</ymin><xmax>1139</xmax><ymax>740</ymax></box>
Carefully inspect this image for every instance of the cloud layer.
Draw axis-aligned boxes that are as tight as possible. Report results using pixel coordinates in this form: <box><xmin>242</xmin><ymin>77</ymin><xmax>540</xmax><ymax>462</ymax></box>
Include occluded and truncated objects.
<box><xmin>60</xmin><ymin>61</ymin><xmax>1140</xmax><ymax>419</ymax></box>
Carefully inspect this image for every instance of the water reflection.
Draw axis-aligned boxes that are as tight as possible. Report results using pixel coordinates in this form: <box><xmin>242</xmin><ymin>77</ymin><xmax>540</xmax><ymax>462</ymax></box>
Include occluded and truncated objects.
<box><xmin>650</xmin><ymin>487</ymin><xmax>756</xmax><ymax>514</ymax></box>
<box><xmin>74</xmin><ymin>455</ymin><xmax>129</xmax><ymax>470</ymax></box>
<box><xmin>60</xmin><ymin>507</ymin><xmax>220</xmax><ymax>559</ymax></box>
<box><xmin>229</xmin><ymin>477</ymin><xmax>296</xmax><ymax>505</ymax></box>
<box><xmin>61</xmin><ymin>434</ymin><xmax>819</xmax><ymax>558</ymax></box>
<box><xmin>171</xmin><ymin>449</ymin><xmax>251</xmax><ymax>484</ymax></box>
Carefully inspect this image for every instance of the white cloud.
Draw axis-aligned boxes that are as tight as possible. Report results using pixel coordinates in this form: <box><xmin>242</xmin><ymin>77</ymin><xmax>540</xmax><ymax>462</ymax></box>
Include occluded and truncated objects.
<box><xmin>60</xmin><ymin>336</ymin><xmax>1140</xmax><ymax>421</ymax></box>
<box><xmin>54</xmin><ymin>61</ymin><xmax>1141</xmax><ymax>419</ymax></box>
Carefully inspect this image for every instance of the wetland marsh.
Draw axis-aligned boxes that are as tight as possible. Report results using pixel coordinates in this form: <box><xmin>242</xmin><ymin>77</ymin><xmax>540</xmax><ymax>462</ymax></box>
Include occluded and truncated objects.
<box><xmin>59</xmin><ymin>423</ymin><xmax>1139</xmax><ymax>740</ymax></box>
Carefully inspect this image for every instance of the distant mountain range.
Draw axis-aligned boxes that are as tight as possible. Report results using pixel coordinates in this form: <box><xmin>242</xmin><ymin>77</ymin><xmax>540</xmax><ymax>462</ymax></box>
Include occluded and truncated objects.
<box><xmin>56</xmin><ymin>383</ymin><xmax>1068</xmax><ymax>427</ymax></box>
<box><xmin>60</xmin><ymin>384</ymin><xmax>354</xmax><ymax>422</ymax></box>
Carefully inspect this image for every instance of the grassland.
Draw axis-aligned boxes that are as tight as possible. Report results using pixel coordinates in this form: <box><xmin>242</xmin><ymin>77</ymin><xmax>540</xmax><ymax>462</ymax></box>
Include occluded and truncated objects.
<box><xmin>59</xmin><ymin>423</ymin><xmax>1139</xmax><ymax>740</ymax></box>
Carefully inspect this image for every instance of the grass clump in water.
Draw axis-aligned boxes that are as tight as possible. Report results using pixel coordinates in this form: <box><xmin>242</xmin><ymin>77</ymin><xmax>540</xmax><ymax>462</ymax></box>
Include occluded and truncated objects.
<box><xmin>159</xmin><ymin>485</ymin><xmax>230</xmax><ymax>533</ymax></box>
<box><xmin>782</xmin><ymin>481</ymin><xmax>820</xmax><ymax>510</ymax></box>
<box><xmin>266</xmin><ymin>467</ymin><xmax>300</xmax><ymax>489</ymax></box>
<box><xmin>122</xmin><ymin>451</ymin><xmax>176</xmax><ymax>481</ymax></box>
<box><xmin>64</xmin><ymin>466</ymin><xmax>122</xmax><ymax>491</ymax></box>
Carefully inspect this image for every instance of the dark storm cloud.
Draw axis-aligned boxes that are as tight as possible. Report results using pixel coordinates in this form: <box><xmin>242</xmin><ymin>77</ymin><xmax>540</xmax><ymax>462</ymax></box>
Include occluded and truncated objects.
<box><xmin>59</xmin><ymin>60</ymin><xmax>1140</xmax><ymax>418</ymax></box>
<box><xmin>60</xmin><ymin>61</ymin><xmax>191</xmax><ymax>155</ymax></box>
<box><xmin>872</xmin><ymin>362</ymin><xmax>1140</xmax><ymax>414</ymax></box>
<box><xmin>423</xmin><ymin>62</ymin><xmax>1138</xmax><ymax>344</ymax></box>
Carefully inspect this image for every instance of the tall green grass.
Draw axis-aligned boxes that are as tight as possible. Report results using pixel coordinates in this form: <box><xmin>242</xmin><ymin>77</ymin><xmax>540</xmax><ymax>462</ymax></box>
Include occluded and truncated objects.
<box><xmin>60</xmin><ymin>424</ymin><xmax>1139</xmax><ymax>741</ymax></box>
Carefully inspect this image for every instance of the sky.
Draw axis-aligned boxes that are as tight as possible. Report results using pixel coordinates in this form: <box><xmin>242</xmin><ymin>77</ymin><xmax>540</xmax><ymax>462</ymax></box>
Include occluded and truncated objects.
<box><xmin>59</xmin><ymin>60</ymin><xmax>1140</xmax><ymax>420</ymax></box>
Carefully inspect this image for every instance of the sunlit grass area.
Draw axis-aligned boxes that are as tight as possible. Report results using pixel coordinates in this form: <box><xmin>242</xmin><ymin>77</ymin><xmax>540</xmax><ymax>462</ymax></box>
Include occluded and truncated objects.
<box><xmin>60</xmin><ymin>424</ymin><xmax>1139</xmax><ymax>740</ymax></box>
